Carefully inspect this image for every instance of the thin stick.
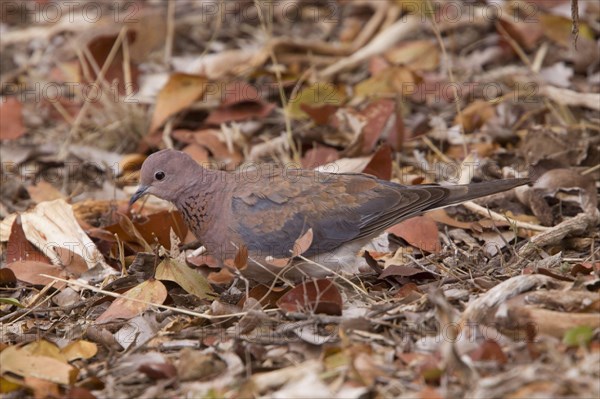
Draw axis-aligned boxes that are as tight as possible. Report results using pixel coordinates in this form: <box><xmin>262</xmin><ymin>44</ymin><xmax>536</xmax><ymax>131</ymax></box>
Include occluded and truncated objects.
<box><xmin>39</xmin><ymin>275</ymin><xmax>279</xmax><ymax>320</ymax></box>
<box><xmin>462</xmin><ymin>201</ymin><xmax>550</xmax><ymax>232</ymax></box>
<box><xmin>164</xmin><ymin>1</ymin><xmax>176</xmax><ymax>63</ymax></box>
<box><xmin>254</xmin><ymin>0</ymin><xmax>299</xmax><ymax>162</ymax></box>
<box><xmin>427</xmin><ymin>0</ymin><xmax>468</xmax><ymax>158</ymax></box>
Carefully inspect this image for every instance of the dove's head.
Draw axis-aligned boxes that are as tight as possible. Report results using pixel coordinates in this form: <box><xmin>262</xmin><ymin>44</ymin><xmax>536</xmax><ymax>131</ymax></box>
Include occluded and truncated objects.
<box><xmin>129</xmin><ymin>149</ymin><xmax>203</xmax><ymax>205</ymax></box>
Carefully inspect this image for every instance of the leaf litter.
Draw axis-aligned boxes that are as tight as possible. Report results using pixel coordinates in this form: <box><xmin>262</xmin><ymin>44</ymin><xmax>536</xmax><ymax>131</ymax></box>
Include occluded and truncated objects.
<box><xmin>0</xmin><ymin>1</ymin><xmax>599</xmax><ymax>398</ymax></box>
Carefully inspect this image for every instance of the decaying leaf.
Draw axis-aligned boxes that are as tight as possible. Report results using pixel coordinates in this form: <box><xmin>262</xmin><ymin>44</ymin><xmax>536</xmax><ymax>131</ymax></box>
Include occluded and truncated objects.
<box><xmin>95</xmin><ymin>279</ymin><xmax>168</xmax><ymax>324</ymax></box>
<box><xmin>155</xmin><ymin>257</ymin><xmax>215</xmax><ymax>300</ymax></box>
<box><xmin>149</xmin><ymin>73</ymin><xmax>208</xmax><ymax>133</ymax></box>
<box><xmin>277</xmin><ymin>279</ymin><xmax>342</xmax><ymax>315</ymax></box>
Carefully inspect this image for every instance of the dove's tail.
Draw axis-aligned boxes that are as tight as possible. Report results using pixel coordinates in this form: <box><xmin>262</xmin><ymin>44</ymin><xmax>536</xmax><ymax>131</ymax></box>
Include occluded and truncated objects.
<box><xmin>431</xmin><ymin>178</ymin><xmax>530</xmax><ymax>209</ymax></box>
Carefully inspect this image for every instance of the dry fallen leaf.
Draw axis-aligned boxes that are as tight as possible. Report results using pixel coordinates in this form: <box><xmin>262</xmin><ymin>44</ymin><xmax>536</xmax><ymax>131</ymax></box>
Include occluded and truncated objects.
<box><xmin>95</xmin><ymin>279</ymin><xmax>168</xmax><ymax>324</ymax></box>
<box><xmin>149</xmin><ymin>73</ymin><xmax>208</xmax><ymax>133</ymax></box>
<box><xmin>287</xmin><ymin>83</ymin><xmax>346</xmax><ymax>119</ymax></box>
<box><xmin>155</xmin><ymin>258</ymin><xmax>215</xmax><ymax>300</ymax></box>
<box><xmin>0</xmin><ymin>344</ymin><xmax>78</xmax><ymax>385</ymax></box>
<box><xmin>277</xmin><ymin>279</ymin><xmax>342</xmax><ymax>315</ymax></box>
<box><xmin>387</xmin><ymin>216</ymin><xmax>441</xmax><ymax>254</ymax></box>
<box><xmin>0</xmin><ymin>97</ymin><xmax>26</xmax><ymax>140</ymax></box>
<box><xmin>19</xmin><ymin>199</ymin><xmax>112</xmax><ymax>274</ymax></box>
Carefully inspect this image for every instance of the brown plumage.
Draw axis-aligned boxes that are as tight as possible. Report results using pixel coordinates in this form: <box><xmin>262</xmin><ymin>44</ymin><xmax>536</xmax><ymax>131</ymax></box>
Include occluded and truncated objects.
<box><xmin>130</xmin><ymin>149</ymin><xmax>529</xmax><ymax>280</ymax></box>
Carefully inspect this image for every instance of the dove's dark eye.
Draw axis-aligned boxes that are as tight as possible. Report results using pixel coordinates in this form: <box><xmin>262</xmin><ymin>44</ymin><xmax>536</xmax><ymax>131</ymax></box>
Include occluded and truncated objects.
<box><xmin>154</xmin><ymin>171</ymin><xmax>165</xmax><ymax>181</ymax></box>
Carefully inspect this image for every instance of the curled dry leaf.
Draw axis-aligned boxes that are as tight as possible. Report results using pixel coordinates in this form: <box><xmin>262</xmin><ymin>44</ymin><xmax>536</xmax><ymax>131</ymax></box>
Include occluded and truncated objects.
<box><xmin>287</xmin><ymin>83</ymin><xmax>346</xmax><ymax>119</ymax></box>
<box><xmin>138</xmin><ymin>362</ymin><xmax>177</xmax><ymax>380</ymax></box>
<box><xmin>26</xmin><ymin>181</ymin><xmax>65</xmax><ymax>204</ymax></box>
<box><xmin>0</xmin><ymin>97</ymin><xmax>26</xmax><ymax>140</ymax></box>
<box><xmin>155</xmin><ymin>258</ymin><xmax>216</xmax><ymax>300</ymax></box>
<box><xmin>183</xmin><ymin>47</ymin><xmax>270</xmax><ymax>80</ymax></box>
<box><xmin>517</xmin><ymin>168</ymin><xmax>597</xmax><ymax>226</ymax></box>
<box><xmin>354</xmin><ymin>66</ymin><xmax>420</xmax><ymax>98</ymax></box>
<box><xmin>18</xmin><ymin>199</ymin><xmax>111</xmax><ymax>274</ymax></box>
<box><xmin>82</xmin><ymin>29</ymin><xmax>139</xmax><ymax>95</ymax></box>
<box><xmin>5</xmin><ymin>261</ymin><xmax>67</xmax><ymax>288</ymax></box>
<box><xmin>387</xmin><ymin>216</ymin><xmax>441</xmax><ymax>254</ymax></box>
<box><xmin>205</xmin><ymin>81</ymin><xmax>276</xmax><ymax>125</ymax></box>
<box><xmin>384</xmin><ymin>39</ymin><xmax>440</xmax><ymax>71</ymax></box>
<box><xmin>149</xmin><ymin>73</ymin><xmax>208</xmax><ymax>133</ymax></box>
<box><xmin>301</xmin><ymin>145</ymin><xmax>339</xmax><ymax>169</ymax></box>
<box><xmin>6</xmin><ymin>215</ymin><xmax>52</xmax><ymax>264</ymax></box>
<box><xmin>0</xmin><ymin>344</ymin><xmax>78</xmax><ymax>385</ymax></box>
<box><xmin>454</xmin><ymin>100</ymin><xmax>496</xmax><ymax>133</ymax></box>
<box><xmin>277</xmin><ymin>279</ymin><xmax>343</xmax><ymax>315</ymax></box>
<box><xmin>61</xmin><ymin>340</ymin><xmax>98</xmax><ymax>362</ymax></box>
<box><xmin>264</xmin><ymin>228</ymin><xmax>313</xmax><ymax>267</ymax></box>
<box><xmin>362</xmin><ymin>144</ymin><xmax>392</xmax><ymax>180</ymax></box>
<box><xmin>95</xmin><ymin>279</ymin><xmax>168</xmax><ymax>324</ymax></box>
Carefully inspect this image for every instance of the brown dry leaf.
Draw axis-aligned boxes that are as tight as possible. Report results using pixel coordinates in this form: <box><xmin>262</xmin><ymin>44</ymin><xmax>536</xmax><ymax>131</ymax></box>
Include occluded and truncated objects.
<box><xmin>106</xmin><ymin>210</ymin><xmax>187</xmax><ymax>251</ymax></box>
<box><xmin>131</xmin><ymin>210</ymin><xmax>188</xmax><ymax>249</ymax></box>
<box><xmin>540</xmin><ymin>14</ymin><xmax>594</xmax><ymax>47</ymax></box>
<box><xmin>207</xmin><ymin>268</ymin><xmax>235</xmax><ymax>285</ymax></box>
<box><xmin>265</xmin><ymin>228</ymin><xmax>314</xmax><ymax>267</ymax></box>
<box><xmin>517</xmin><ymin>168</ymin><xmax>597</xmax><ymax>226</ymax></box>
<box><xmin>497</xmin><ymin>17</ymin><xmax>543</xmax><ymax>50</ymax></box>
<box><xmin>149</xmin><ymin>73</ymin><xmax>208</xmax><ymax>132</ymax></box>
<box><xmin>0</xmin><ymin>268</ymin><xmax>17</xmax><ymax>285</ymax></box>
<box><xmin>354</xmin><ymin>66</ymin><xmax>419</xmax><ymax>98</ymax></box>
<box><xmin>105</xmin><ymin>213</ymin><xmax>151</xmax><ymax>252</ymax></box>
<box><xmin>468</xmin><ymin>339</ymin><xmax>508</xmax><ymax>364</ymax></box>
<box><xmin>461</xmin><ymin>274</ymin><xmax>600</xmax><ymax>340</ymax></box>
<box><xmin>238</xmin><ymin>284</ymin><xmax>286</xmax><ymax>309</ymax></box>
<box><xmin>205</xmin><ymin>102</ymin><xmax>275</xmax><ymax>125</ymax></box>
<box><xmin>358</xmin><ymin>98</ymin><xmax>397</xmax><ymax>153</ymax></box>
<box><xmin>291</xmin><ymin>228</ymin><xmax>314</xmax><ymax>257</ymax></box>
<box><xmin>182</xmin><ymin>143</ymin><xmax>211</xmax><ymax>165</ymax></box>
<box><xmin>384</xmin><ymin>40</ymin><xmax>440</xmax><ymax>71</ymax></box>
<box><xmin>19</xmin><ymin>199</ymin><xmax>111</xmax><ymax>273</ymax></box>
<box><xmin>233</xmin><ymin>245</ymin><xmax>248</xmax><ymax>270</ymax></box>
<box><xmin>0</xmin><ymin>344</ymin><xmax>78</xmax><ymax>385</ymax></box>
<box><xmin>0</xmin><ymin>97</ymin><xmax>26</xmax><ymax>140</ymax></box>
<box><xmin>24</xmin><ymin>376</ymin><xmax>60</xmax><ymax>399</ymax></box>
<box><xmin>188</xmin><ymin>47</ymin><xmax>270</xmax><ymax>79</ymax></box>
<box><xmin>61</xmin><ymin>340</ymin><xmax>98</xmax><ymax>362</ymax></box>
<box><xmin>83</xmin><ymin>30</ymin><xmax>139</xmax><ymax>95</ymax></box>
<box><xmin>155</xmin><ymin>258</ymin><xmax>215</xmax><ymax>300</ymax></box>
<box><xmin>454</xmin><ymin>100</ymin><xmax>496</xmax><ymax>133</ymax></box>
<box><xmin>301</xmin><ymin>145</ymin><xmax>339</xmax><ymax>169</ymax></box>
<box><xmin>26</xmin><ymin>181</ymin><xmax>65</xmax><ymax>204</ymax></box>
<box><xmin>190</xmin><ymin>129</ymin><xmax>243</xmax><ymax>168</ymax></box>
<box><xmin>138</xmin><ymin>362</ymin><xmax>177</xmax><ymax>380</ymax></box>
<box><xmin>205</xmin><ymin>81</ymin><xmax>275</xmax><ymax>124</ymax></box>
<box><xmin>362</xmin><ymin>144</ymin><xmax>392</xmax><ymax>180</ymax></box>
<box><xmin>53</xmin><ymin>247</ymin><xmax>88</xmax><ymax>276</ymax></box>
<box><xmin>287</xmin><ymin>83</ymin><xmax>346</xmax><ymax>119</ymax></box>
<box><xmin>6</xmin><ymin>261</ymin><xmax>67</xmax><ymax>288</ymax></box>
<box><xmin>6</xmin><ymin>215</ymin><xmax>52</xmax><ymax>264</ymax></box>
<box><xmin>387</xmin><ymin>216</ymin><xmax>441</xmax><ymax>253</ymax></box>
<box><xmin>426</xmin><ymin>209</ymin><xmax>473</xmax><ymax>230</ymax></box>
<box><xmin>95</xmin><ymin>279</ymin><xmax>167</xmax><ymax>324</ymax></box>
<box><xmin>277</xmin><ymin>279</ymin><xmax>342</xmax><ymax>315</ymax></box>
<box><xmin>299</xmin><ymin>104</ymin><xmax>339</xmax><ymax>125</ymax></box>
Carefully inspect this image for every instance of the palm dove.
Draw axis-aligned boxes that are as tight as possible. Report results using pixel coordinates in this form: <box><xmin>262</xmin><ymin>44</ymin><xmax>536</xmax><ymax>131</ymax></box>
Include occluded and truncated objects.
<box><xmin>130</xmin><ymin>149</ymin><xmax>529</xmax><ymax>280</ymax></box>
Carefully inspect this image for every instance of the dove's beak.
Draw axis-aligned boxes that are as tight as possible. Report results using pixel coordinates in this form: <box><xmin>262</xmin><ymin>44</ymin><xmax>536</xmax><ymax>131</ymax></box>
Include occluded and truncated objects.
<box><xmin>129</xmin><ymin>185</ymin><xmax>149</xmax><ymax>207</ymax></box>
